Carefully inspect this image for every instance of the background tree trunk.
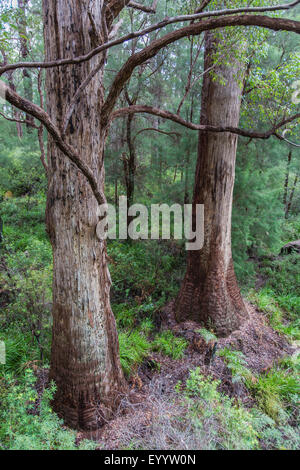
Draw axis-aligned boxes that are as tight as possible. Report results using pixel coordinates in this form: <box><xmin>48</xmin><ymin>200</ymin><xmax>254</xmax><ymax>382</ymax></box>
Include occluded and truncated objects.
<box><xmin>285</xmin><ymin>173</ymin><xmax>299</xmax><ymax>218</ymax></box>
<box><xmin>175</xmin><ymin>32</ymin><xmax>249</xmax><ymax>336</ymax></box>
<box><xmin>283</xmin><ymin>150</ymin><xmax>292</xmax><ymax>206</ymax></box>
<box><xmin>18</xmin><ymin>0</ymin><xmax>34</xmax><ymax>131</ymax></box>
<box><xmin>43</xmin><ymin>0</ymin><xmax>125</xmax><ymax>430</ymax></box>
<box><xmin>124</xmin><ymin>114</ymin><xmax>136</xmax><ymax>207</ymax></box>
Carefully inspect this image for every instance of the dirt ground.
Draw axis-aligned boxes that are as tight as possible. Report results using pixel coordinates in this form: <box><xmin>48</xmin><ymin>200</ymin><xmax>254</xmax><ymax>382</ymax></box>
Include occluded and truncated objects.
<box><xmin>85</xmin><ymin>301</ymin><xmax>295</xmax><ymax>448</ymax></box>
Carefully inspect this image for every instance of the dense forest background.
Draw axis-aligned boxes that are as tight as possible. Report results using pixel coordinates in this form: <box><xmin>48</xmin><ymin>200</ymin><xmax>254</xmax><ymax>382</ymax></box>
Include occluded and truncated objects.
<box><xmin>0</xmin><ymin>0</ymin><xmax>299</xmax><ymax>450</ymax></box>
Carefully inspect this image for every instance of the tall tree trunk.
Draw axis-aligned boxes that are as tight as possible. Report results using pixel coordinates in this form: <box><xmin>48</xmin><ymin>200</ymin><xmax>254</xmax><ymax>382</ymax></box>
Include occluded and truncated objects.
<box><xmin>125</xmin><ymin>113</ymin><xmax>136</xmax><ymax>208</ymax></box>
<box><xmin>43</xmin><ymin>0</ymin><xmax>125</xmax><ymax>430</ymax></box>
<box><xmin>1</xmin><ymin>49</ymin><xmax>23</xmax><ymax>138</ymax></box>
<box><xmin>184</xmin><ymin>151</ymin><xmax>190</xmax><ymax>204</ymax></box>
<box><xmin>184</xmin><ymin>98</ymin><xmax>193</xmax><ymax>204</ymax></box>
<box><xmin>175</xmin><ymin>32</ymin><xmax>248</xmax><ymax>336</ymax></box>
<box><xmin>18</xmin><ymin>0</ymin><xmax>34</xmax><ymax>131</ymax></box>
<box><xmin>283</xmin><ymin>150</ymin><xmax>292</xmax><ymax>206</ymax></box>
<box><xmin>285</xmin><ymin>173</ymin><xmax>298</xmax><ymax>218</ymax></box>
<box><xmin>115</xmin><ymin>178</ymin><xmax>118</xmax><ymax>208</ymax></box>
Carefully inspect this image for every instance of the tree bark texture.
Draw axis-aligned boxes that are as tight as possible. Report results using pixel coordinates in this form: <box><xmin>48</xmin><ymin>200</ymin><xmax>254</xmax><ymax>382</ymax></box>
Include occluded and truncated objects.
<box><xmin>43</xmin><ymin>0</ymin><xmax>125</xmax><ymax>430</ymax></box>
<box><xmin>175</xmin><ymin>32</ymin><xmax>249</xmax><ymax>336</ymax></box>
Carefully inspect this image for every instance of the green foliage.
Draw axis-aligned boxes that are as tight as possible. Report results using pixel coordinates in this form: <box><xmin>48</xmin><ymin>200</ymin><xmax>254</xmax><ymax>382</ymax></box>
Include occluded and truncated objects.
<box><xmin>196</xmin><ymin>328</ymin><xmax>217</xmax><ymax>345</ymax></box>
<box><xmin>250</xmin><ymin>408</ymin><xmax>300</xmax><ymax>450</ymax></box>
<box><xmin>118</xmin><ymin>331</ymin><xmax>151</xmax><ymax>377</ymax></box>
<box><xmin>259</xmin><ymin>254</ymin><xmax>300</xmax><ymax>300</ymax></box>
<box><xmin>0</xmin><ymin>370</ymin><xmax>96</xmax><ymax>450</ymax></box>
<box><xmin>181</xmin><ymin>368</ymin><xmax>259</xmax><ymax>450</ymax></box>
<box><xmin>0</xmin><ymin>150</ymin><xmax>47</xmax><ymax>197</ymax></box>
<box><xmin>152</xmin><ymin>330</ymin><xmax>187</xmax><ymax>360</ymax></box>
<box><xmin>218</xmin><ymin>346</ymin><xmax>300</xmax><ymax>423</ymax></box>
<box><xmin>0</xmin><ymin>0</ymin><xmax>299</xmax><ymax>451</ymax></box>
<box><xmin>250</xmin><ymin>367</ymin><xmax>300</xmax><ymax>422</ymax></box>
<box><xmin>113</xmin><ymin>303</ymin><xmax>137</xmax><ymax>329</ymax></box>
<box><xmin>108</xmin><ymin>240</ymin><xmax>184</xmax><ymax>303</ymax></box>
<box><xmin>232</xmin><ymin>147</ymin><xmax>285</xmax><ymax>287</ymax></box>
<box><xmin>0</xmin><ymin>331</ymin><xmax>41</xmax><ymax>377</ymax></box>
<box><xmin>248</xmin><ymin>288</ymin><xmax>300</xmax><ymax>340</ymax></box>
<box><xmin>113</xmin><ymin>301</ymin><xmax>155</xmax><ymax>332</ymax></box>
<box><xmin>1</xmin><ymin>195</ymin><xmax>47</xmax><ymax>228</ymax></box>
<box><xmin>217</xmin><ymin>348</ymin><xmax>253</xmax><ymax>384</ymax></box>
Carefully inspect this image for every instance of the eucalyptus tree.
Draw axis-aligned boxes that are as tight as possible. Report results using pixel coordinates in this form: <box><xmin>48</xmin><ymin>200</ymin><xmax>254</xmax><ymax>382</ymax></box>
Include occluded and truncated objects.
<box><xmin>175</xmin><ymin>12</ymin><xmax>299</xmax><ymax>334</ymax></box>
<box><xmin>175</xmin><ymin>30</ymin><xmax>250</xmax><ymax>335</ymax></box>
<box><xmin>0</xmin><ymin>0</ymin><xmax>299</xmax><ymax>430</ymax></box>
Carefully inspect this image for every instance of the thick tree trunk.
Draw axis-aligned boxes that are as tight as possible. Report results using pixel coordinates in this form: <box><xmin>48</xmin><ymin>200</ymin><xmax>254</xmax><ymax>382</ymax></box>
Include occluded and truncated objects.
<box><xmin>175</xmin><ymin>32</ymin><xmax>249</xmax><ymax>336</ymax></box>
<box><xmin>43</xmin><ymin>0</ymin><xmax>125</xmax><ymax>430</ymax></box>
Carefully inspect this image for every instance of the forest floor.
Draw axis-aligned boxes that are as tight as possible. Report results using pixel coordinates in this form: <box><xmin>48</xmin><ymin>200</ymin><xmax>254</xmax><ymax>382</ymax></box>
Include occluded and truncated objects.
<box><xmin>0</xmin><ymin>195</ymin><xmax>299</xmax><ymax>450</ymax></box>
<box><xmin>84</xmin><ymin>303</ymin><xmax>297</xmax><ymax>449</ymax></box>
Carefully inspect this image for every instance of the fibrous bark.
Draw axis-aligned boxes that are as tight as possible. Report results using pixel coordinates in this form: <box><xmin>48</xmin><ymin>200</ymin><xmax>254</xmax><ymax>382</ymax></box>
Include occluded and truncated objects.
<box><xmin>43</xmin><ymin>0</ymin><xmax>125</xmax><ymax>430</ymax></box>
<box><xmin>174</xmin><ymin>32</ymin><xmax>249</xmax><ymax>337</ymax></box>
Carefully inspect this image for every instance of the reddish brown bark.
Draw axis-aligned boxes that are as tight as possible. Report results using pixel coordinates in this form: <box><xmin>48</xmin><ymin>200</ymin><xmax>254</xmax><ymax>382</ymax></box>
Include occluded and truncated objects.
<box><xmin>174</xmin><ymin>32</ymin><xmax>249</xmax><ymax>337</ymax></box>
<box><xmin>43</xmin><ymin>0</ymin><xmax>125</xmax><ymax>430</ymax></box>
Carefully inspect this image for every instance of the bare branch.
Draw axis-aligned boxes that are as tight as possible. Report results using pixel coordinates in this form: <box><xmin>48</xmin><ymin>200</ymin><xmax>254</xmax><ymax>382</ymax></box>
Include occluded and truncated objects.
<box><xmin>133</xmin><ymin>126</ymin><xmax>180</xmax><ymax>142</ymax></box>
<box><xmin>194</xmin><ymin>0</ymin><xmax>212</xmax><ymax>14</ymax></box>
<box><xmin>101</xmin><ymin>3</ymin><xmax>109</xmax><ymax>43</ymax></box>
<box><xmin>0</xmin><ymin>110</ymin><xmax>38</xmax><ymax>128</ymax></box>
<box><xmin>105</xmin><ymin>0</ymin><xmax>131</xmax><ymax>29</ymax></box>
<box><xmin>88</xmin><ymin>9</ymin><xmax>101</xmax><ymax>44</ymax></box>
<box><xmin>109</xmin><ymin>18</ymin><xmax>124</xmax><ymax>39</ymax></box>
<box><xmin>1</xmin><ymin>2</ymin><xmax>299</xmax><ymax>76</ymax></box>
<box><xmin>277</xmin><ymin>129</ymin><xmax>300</xmax><ymax>147</ymax></box>
<box><xmin>177</xmin><ymin>37</ymin><xmax>205</xmax><ymax>115</ymax></box>
<box><xmin>37</xmin><ymin>69</ymin><xmax>44</xmax><ymax>110</ymax></box>
<box><xmin>111</xmin><ymin>105</ymin><xmax>300</xmax><ymax>140</ymax></box>
<box><xmin>128</xmin><ymin>0</ymin><xmax>158</xmax><ymax>14</ymax></box>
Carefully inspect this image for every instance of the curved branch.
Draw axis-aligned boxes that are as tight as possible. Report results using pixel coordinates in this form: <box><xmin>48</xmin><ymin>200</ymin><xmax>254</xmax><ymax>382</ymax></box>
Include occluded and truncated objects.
<box><xmin>1</xmin><ymin>82</ymin><xmax>105</xmax><ymax>205</ymax></box>
<box><xmin>0</xmin><ymin>111</ymin><xmax>38</xmax><ymax>129</ymax></box>
<box><xmin>101</xmin><ymin>14</ymin><xmax>300</xmax><ymax>123</ymax></box>
<box><xmin>128</xmin><ymin>1</ymin><xmax>158</xmax><ymax>14</ymax></box>
<box><xmin>277</xmin><ymin>129</ymin><xmax>300</xmax><ymax>147</ymax></box>
<box><xmin>105</xmin><ymin>0</ymin><xmax>130</xmax><ymax>29</ymax></box>
<box><xmin>111</xmin><ymin>105</ymin><xmax>300</xmax><ymax>140</ymax></box>
<box><xmin>0</xmin><ymin>2</ymin><xmax>299</xmax><ymax>76</ymax></box>
<box><xmin>133</xmin><ymin>127</ymin><xmax>180</xmax><ymax>142</ymax></box>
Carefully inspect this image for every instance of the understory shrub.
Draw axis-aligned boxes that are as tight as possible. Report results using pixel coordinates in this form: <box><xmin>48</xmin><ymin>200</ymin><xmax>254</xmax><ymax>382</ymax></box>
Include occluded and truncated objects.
<box><xmin>118</xmin><ymin>331</ymin><xmax>151</xmax><ymax>376</ymax></box>
<box><xmin>0</xmin><ymin>370</ymin><xmax>96</xmax><ymax>450</ymax></box>
<box><xmin>152</xmin><ymin>330</ymin><xmax>188</xmax><ymax>359</ymax></box>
